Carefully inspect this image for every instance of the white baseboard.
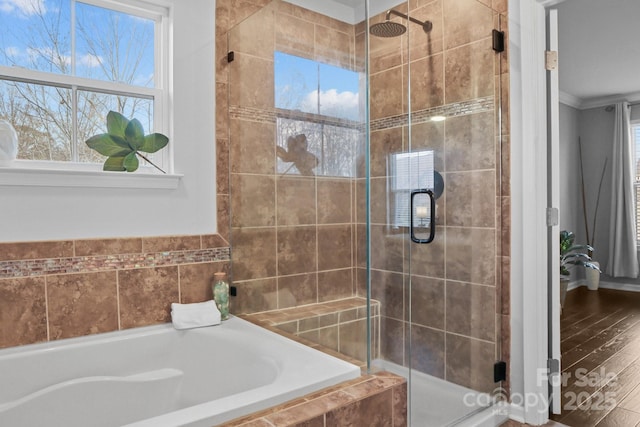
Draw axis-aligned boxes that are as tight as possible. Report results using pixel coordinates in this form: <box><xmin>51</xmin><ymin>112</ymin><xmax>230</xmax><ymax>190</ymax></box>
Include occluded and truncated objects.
<box><xmin>508</xmin><ymin>403</ymin><xmax>525</xmax><ymax>423</ymax></box>
<box><xmin>599</xmin><ymin>281</ymin><xmax>640</xmax><ymax>292</ymax></box>
<box><xmin>568</xmin><ymin>279</ymin><xmax>640</xmax><ymax>293</ymax></box>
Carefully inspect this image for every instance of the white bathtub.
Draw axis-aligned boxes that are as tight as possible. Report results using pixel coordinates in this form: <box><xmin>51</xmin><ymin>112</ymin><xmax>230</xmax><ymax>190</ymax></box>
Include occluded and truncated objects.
<box><xmin>0</xmin><ymin>316</ymin><xmax>360</xmax><ymax>427</ymax></box>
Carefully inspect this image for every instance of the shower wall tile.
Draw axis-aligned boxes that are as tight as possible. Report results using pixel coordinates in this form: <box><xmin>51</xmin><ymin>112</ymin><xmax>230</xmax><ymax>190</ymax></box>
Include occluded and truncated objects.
<box><xmin>408</xmin><ymin>0</ymin><xmax>444</xmax><ymax>60</ymax></box>
<box><xmin>444</xmin><ymin>40</ymin><xmax>494</xmax><ymax>104</ymax></box>
<box><xmin>369</xmin><ymin>177</ymin><xmax>389</xmax><ymax>225</ymax></box>
<box><xmin>317</xmin><ymin>225</ymin><xmax>352</xmax><ymax>271</ymax></box>
<box><xmin>445</xmin><ymin>280</ymin><xmax>495</xmax><ymax>341</ymax></box>
<box><xmin>216</xmin><ymin>83</ymin><xmax>229</xmax><ymax>136</ymax></box>
<box><xmin>318</xmin><ymin>268</ymin><xmax>353</xmax><ymax>302</ymax></box>
<box><xmin>277</xmin><ymin>176</ymin><xmax>316</xmax><ymax>226</ymax></box>
<box><xmin>315</xmin><ymin>25</ymin><xmax>353</xmax><ymax>69</ymax></box>
<box><xmin>409</xmin><ymin>324</ymin><xmax>445</xmax><ymax>379</ymax></box>
<box><xmin>370</xmin><ymin>127</ymin><xmax>403</xmax><ymax>177</ymax></box>
<box><xmin>0</xmin><ymin>277</ymin><xmax>47</xmax><ymax>348</ymax></box>
<box><xmin>409</xmin><ymin>121</ymin><xmax>445</xmax><ymax>171</ymax></box>
<box><xmin>229</xmin><ymin>0</ymin><xmax>270</xmax><ymax>29</ymax></box>
<box><xmin>407</xmin><ymin>231</ymin><xmax>445</xmax><ymax>278</ymax></box>
<box><xmin>445</xmin><ymin>333</ymin><xmax>495</xmax><ymax>393</ymax></box>
<box><xmin>445</xmin><ymin>170</ymin><xmax>495</xmax><ymax>227</ymax></box>
<box><xmin>231</xmin><ymin>278</ymin><xmax>278</xmax><ymax>314</ymax></box>
<box><xmin>118</xmin><ymin>266</ymin><xmax>179</xmax><ymax>329</ymax></box>
<box><xmin>381</xmin><ymin>317</ymin><xmax>405</xmax><ymax>366</ymax></box>
<box><xmin>444</xmin><ymin>111</ymin><xmax>495</xmax><ymax>172</ymax></box>
<box><xmin>217</xmin><ymin>138</ymin><xmax>231</xmax><ymax>195</ymax></box>
<box><xmin>277</xmin><ymin>226</ymin><xmax>317</xmax><ymax>276</ymax></box>
<box><xmin>228</xmin><ymin>6</ymin><xmax>274</xmax><ymax>59</ymax></box>
<box><xmin>232</xmin><ymin>227</ymin><xmax>277</xmax><ymax>281</ymax></box>
<box><xmin>217</xmin><ymin>195</ymin><xmax>231</xmax><ymax>241</ymax></box>
<box><xmin>179</xmin><ymin>261</ymin><xmax>230</xmax><ymax>304</ymax></box>
<box><xmin>370</xmin><ymin>67</ymin><xmax>404</xmax><ymax>120</ymax></box>
<box><xmin>369</xmin><ymin>28</ymin><xmax>404</xmax><ymax>74</ymax></box>
<box><xmin>74</xmin><ymin>238</ymin><xmax>142</xmax><ymax>256</ymax></box>
<box><xmin>278</xmin><ymin>273</ymin><xmax>318</xmax><ymax>308</ymax></box>
<box><xmin>47</xmin><ymin>271</ymin><xmax>118</xmax><ymax>340</ymax></box>
<box><xmin>408</xmin><ymin>54</ymin><xmax>445</xmax><ymax>111</ymax></box>
<box><xmin>275</xmin><ymin>13</ymin><xmax>315</xmax><ymax>59</ymax></box>
<box><xmin>370</xmin><ymin>225</ymin><xmax>405</xmax><ymax>273</ymax></box>
<box><xmin>371</xmin><ymin>269</ymin><xmax>405</xmax><ymax>321</ymax></box>
<box><xmin>410</xmin><ymin>275</ymin><xmax>445</xmax><ymax>330</ymax></box>
<box><xmin>317</xmin><ymin>179</ymin><xmax>351</xmax><ymax>224</ymax></box>
<box><xmin>443</xmin><ymin>0</ymin><xmax>494</xmax><ymax>49</ymax></box>
<box><xmin>231</xmin><ymin>174</ymin><xmax>276</xmax><ymax>228</ymax></box>
<box><xmin>445</xmin><ymin>227</ymin><xmax>495</xmax><ymax>286</ymax></box>
<box><xmin>228</xmin><ymin>54</ymin><xmax>274</xmax><ymax>110</ymax></box>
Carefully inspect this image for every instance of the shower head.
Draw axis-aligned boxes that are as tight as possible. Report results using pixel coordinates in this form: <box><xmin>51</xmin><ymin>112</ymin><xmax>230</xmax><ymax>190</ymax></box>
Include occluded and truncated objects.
<box><xmin>369</xmin><ymin>20</ymin><xmax>407</xmax><ymax>38</ymax></box>
<box><xmin>369</xmin><ymin>9</ymin><xmax>432</xmax><ymax>38</ymax></box>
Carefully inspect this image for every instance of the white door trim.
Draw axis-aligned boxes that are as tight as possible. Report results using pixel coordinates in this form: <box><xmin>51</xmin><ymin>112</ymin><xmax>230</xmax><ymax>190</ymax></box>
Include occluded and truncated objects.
<box><xmin>509</xmin><ymin>0</ymin><xmax>553</xmax><ymax>424</ymax></box>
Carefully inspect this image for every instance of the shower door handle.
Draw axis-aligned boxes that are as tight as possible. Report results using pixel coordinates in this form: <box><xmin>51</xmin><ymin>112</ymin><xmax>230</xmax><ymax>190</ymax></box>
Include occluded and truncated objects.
<box><xmin>410</xmin><ymin>189</ymin><xmax>436</xmax><ymax>244</ymax></box>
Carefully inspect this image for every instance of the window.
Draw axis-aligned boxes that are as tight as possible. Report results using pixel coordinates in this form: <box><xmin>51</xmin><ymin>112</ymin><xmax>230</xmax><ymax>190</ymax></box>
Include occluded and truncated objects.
<box><xmin>634</xmin><ymin>123</ymin><xmax>640</xmax><ymax>242</ymax></box>
<box><xmin>0</xmin><ymin>0</ymin><xmax>169</xmax><ymax>172</ymax></box>
<box><xmin>274</xmin><ymin>52</ymin><xmax>361</xmax><ymax>178</ymax></box>
<box><xmin>389</xmin><ymin>150</ymin><xmax>434</xmax><ymax>228</ymax></box>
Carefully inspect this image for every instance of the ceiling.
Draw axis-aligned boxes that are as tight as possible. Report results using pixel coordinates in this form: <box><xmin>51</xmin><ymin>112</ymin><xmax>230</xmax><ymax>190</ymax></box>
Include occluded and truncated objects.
<box><xmin>556</xmin><ymin>0</ymin><xmax>640</xmax><ymax>108</ymax></box>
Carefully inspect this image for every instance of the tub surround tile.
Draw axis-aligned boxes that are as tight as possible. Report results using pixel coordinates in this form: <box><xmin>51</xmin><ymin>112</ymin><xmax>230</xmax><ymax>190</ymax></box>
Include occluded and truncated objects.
<box><xmin>231</xmin><ymin>278</ymin><xmax>278</xmax><ymax>314</ymax></box>
<box><xmin>278</xmin><ymin>273</ymin><xmax>318</xmax><ymax>308</ymax></box>
<box><xmin>179</xmin><ymin>261</ymin><xmax>230</xmax><ymax>304</ymax></box>
<box><xmin>201</xmin><ymin>234</ymin><xmax>229</xmax><ymax>249</ymax></box>
<box><xmin>74</xmin><ymin>238</ymin><xmax>142</xmax><ymax>257</ymax></box>
<box><xmin>224</xmin><ymin>370</ymin><xmax>406</xmax><ymax>427</ymax></box>
<box><xmin>317</xmin><ymin>225</ymin><xmax>352</xmax><ymax>271</ymax></box>
<box><xmin>318</xmin><ymin>269</ymin><xmax>353</xmax><ymax>302</ymax></box>
<box><xmin>47</xmin><ymin>271</ymin><xmax>118</xmax><ymax>340</ymax></box>
<box><xmin>230</xmin><ymin>119</ymin><xmax>276</xmax><ymax>175</ymax></box>
<box><xmin>141</xmin><ymin>235</ymin><xmax>201</xmax><ymax>253</ymax></box>
<box><xmin>0</xmin><ymin>277</ymin><xmax>47</xmax><ymax>348</ymax></box>
<box><xmin>0</xmin><ymin>240</ymin><xmax>74</xmax><ymax>261</ymax></box>
<box><xmin>118</xmin><ymin>266</ymin><xmax>179</xmax><ymax>329</ymax></box>
<box><xmin>231</xmin><ymin>227</ymin><xmax>277</xmax><ymax>281</ymax></box>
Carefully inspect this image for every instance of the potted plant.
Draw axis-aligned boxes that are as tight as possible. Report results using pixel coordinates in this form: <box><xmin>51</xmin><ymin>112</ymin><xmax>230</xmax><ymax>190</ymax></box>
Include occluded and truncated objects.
<box><xmin>578</xmin><ymin>138</ymin><xmax>607</xmax><ymax>289</ymax></box>
<box><xmin>560</xmin><ymin>230</ymin><xmax>601</xmax><ymax>307</ymax></box>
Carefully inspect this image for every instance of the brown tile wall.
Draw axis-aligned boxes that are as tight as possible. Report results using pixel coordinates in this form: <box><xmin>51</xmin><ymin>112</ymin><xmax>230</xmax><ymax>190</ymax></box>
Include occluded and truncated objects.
<box><xmin>218</xmin><ymin>0</ymin><xmax>360</xmax><ymax>314</ymax></box>
<box><xmin>223</xmin><ymin>371</ymin><xmax>407</xmax><ymax>427</ymax></box>
<box><xmin>0</xmin><ymin>234</ymin><xmax>230</xmax><ymax>349</ymax></box>
<box><xmin>361</xmin><ymin>0</ymin><xmax>511</xmax><ymax>395</ymax></box>
<box><xmin>215</xmin><ymin>0</ymin><xmax>511</xmax><ymax>395</ymax></box>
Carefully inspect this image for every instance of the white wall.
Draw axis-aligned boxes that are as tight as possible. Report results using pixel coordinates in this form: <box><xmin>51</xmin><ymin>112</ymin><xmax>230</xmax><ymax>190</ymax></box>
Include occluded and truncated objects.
<box><xmin>559</xmin><ymin>103</ymin><xmax>580</xmax><ymax>234</ymax></box>
<box><xmin>0</xmin><ymin>0</ymin><xmax>216</xmax><ymax>242</ymax></box>
<box><xmin>576</xmin><ymin>107</ymin><xmax>614</xmax><ymax>268</ymax></box>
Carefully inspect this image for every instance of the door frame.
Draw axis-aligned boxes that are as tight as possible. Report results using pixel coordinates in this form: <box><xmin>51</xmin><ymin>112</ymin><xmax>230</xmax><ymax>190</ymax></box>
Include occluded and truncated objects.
<box><xmin>509</xmin><ymin>0</ymin><xmax>567</xmax><ymax>424</ymax></box>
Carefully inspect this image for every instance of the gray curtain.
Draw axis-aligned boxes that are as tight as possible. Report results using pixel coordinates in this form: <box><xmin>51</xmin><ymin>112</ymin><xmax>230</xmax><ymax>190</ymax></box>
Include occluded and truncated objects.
<box><xmin>606</xmin><ymin>102</ymin><xmax>639</xmax><ymax>277</ymax></box>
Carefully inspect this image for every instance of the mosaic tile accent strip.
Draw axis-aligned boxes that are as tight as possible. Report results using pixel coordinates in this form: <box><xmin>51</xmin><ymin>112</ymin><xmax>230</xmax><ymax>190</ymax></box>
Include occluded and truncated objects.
<box><xmin>0</xmin><ymin>247</ymin><xmax>231</xmax><ymax>279</ymax></box>
<box><xmin>371</xmin><ymin>96</ymin><xmax>495</xmax><ymax>131</ymax></box>
<box><xmin>230</xmin><ymin>105</ymin><xmax>363</xmax><ymax>130</ymax></box>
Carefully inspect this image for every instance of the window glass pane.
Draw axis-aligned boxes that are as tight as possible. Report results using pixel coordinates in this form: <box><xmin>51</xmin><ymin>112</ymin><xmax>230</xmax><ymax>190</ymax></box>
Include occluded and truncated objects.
<box><xmin>75</xmin><ymin>2</ymin><xmax>155</xmax><ymax>86</ymax></box>
<box><xmin>77</xmin><ymin>90</ymin><xmax>154</xmax><ymax>163</ymax></box>
<box><xmin>0</xmin><ymin>80</ymin><xmax>72</xmax><ymax>161</ymax></box>
<box><xmin>318</xmin><ymin>63</ymin><xmax>359</xmax><ymax>121</ymax></box>
<box><xmin>0</xmin><ymin>0</ymin><xmax>72</xmax><ymax>74</ymax></box>
<box><xmin>276</xmin><ymin>118</ymin><xmax>358</xmax><ymax>178</ymax></box>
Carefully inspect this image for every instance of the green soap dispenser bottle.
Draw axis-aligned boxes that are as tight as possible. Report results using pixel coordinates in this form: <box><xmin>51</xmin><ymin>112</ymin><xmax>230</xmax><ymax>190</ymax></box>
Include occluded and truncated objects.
<box><xmin>213</xmin><ymin>272</ymin><xmax>229</xmax><ymax>321</ymax></box>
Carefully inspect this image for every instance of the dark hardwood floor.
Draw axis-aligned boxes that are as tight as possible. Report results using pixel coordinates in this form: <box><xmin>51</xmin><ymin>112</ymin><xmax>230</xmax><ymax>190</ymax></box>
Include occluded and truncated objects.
<box><xmin>550</xmin><ymin>286</ymin><xmax>640</xmax><ymax>427</ymax></box>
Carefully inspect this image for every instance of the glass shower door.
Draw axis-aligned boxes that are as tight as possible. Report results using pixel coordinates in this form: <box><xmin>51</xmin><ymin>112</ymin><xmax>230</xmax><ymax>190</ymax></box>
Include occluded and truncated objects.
<box><xmin>366</xmin><ymin>0</ymin><xmax>505</xmax><ymax>425</ymax></box>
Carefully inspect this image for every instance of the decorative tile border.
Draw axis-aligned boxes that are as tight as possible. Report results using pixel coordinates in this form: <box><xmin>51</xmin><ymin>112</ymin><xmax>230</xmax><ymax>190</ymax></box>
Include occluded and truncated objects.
<box><xmin>0</xmin><ymin>247</ymin><xmax>230</xmax><ymax>279</ymax></box>
<box><xmin>371</xmin><ymin>96</ymin><xmax>495</xmax><ymax>131</ymax></box>
<box><xmin>231</xmin><ymin>96</ymin><xmax>494</xmax><ymax>133</ymax></box>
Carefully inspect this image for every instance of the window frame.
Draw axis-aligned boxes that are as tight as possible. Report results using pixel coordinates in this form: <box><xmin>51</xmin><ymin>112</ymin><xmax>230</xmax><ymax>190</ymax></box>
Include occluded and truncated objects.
<box><xmin>633</xmin><ymin>120</ymin><xmax>640</xmax><ymax>243</ymax></box>
<box><xmin>0</xmin><ymin>0</ymin><xmax>173</xmax><ymax>177</ymax></box>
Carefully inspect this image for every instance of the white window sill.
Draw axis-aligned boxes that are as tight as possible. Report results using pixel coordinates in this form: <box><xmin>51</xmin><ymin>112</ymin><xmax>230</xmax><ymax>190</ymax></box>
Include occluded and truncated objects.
<box><xmin>0</xmin><ymin>164</ymin><xmax>183</xmax><ymax>189</ymax></box>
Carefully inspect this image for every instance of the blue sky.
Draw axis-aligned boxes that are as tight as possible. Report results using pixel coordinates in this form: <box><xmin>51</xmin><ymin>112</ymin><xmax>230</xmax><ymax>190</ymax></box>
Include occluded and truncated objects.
<box><xmin>275</xmin><ymin>51</ymin><xmax>360</xmax><ymax>121</ymax></box>
<box><xmin>0</xmin><ymin>0</ymin><xmax>154</xmax><ymax>87</ymax></box>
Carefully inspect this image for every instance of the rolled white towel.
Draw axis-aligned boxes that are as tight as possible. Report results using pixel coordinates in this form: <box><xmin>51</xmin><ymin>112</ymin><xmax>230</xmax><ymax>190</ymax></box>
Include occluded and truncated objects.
<box><xmin>171</xmin><ymin>300</ymin><xmax>221</xmax><ymax>330</ymax></box>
